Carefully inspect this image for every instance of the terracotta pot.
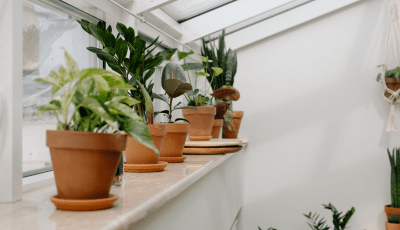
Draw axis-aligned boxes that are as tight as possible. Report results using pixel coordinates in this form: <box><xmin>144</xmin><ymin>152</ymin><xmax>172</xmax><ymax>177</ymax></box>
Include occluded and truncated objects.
<box><xmin>160</xmin><ymin>123</ymin><xmax>190</xmax><ymax>157</ymax></box>
<box><xmin>223</xmin><ymin>111</ymin><xmax>244</xmax><ymax>139</ymax></box>
<box><xmin>46</xmin><ymin>130</ymin><xmax>127</xmax><ymax>200</ymax></box>
<box><xmin>385</xmin><ymin>205</ymin><xmax>400</xmax><ymax>220</ymax></box>
<box><xmin>211</xmin><ymin>119</ymin><xmax>224</xmax><ymax>139</ymax></box>
<box><xmin>124</xmin><ymin>123</ymin><xmax>166</xmax><ymax>164</ymax></box>
<box><xmin>386</xmin><ymin>222</ymin><xmax>400</xmax><ymax>230</ymax></box>
<box><xmin>182</xmin><ymin>106</ymin><xmax>216</xmax><ymax>141</ymax></box>
<box><xmin>385</xmin><ymin>78</ymin><xmax>400</xmax><ymax>100</ymax></box>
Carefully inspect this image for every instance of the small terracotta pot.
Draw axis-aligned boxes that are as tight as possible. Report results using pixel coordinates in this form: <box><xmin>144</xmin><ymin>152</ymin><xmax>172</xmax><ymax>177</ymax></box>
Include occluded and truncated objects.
<box><xmin>211</xmin><ymin>119</ymin><xmax>224</xmax><ymax>139</ymax></box>
<box><xmin>160</xmin><ymin>123</ymin><xmax>190</xmax><ymax>158</ymax></box>
<box><xmin>124</xmin><ymin>123</ymin><xmax>166</xmax><ymax>164</ymax></box>
<box><xmin>182</xmin><ymin>106</ymin><xmax>216</xmax><ymax>141</ymax></box>
<box><xmin>386</xmin><ymin>222</ymin><xmax>400</xmax><ymax>230</ymax></box>
<box><xmin>385</xmin><ymin>78</ymin><xmax>400</xmax><ymax>100</ymax></box>
<box><xmin>385</xmin><ymin>205</ymin><xmax>400</xmax><ymax>220</ymax></box>
<box><xmin>46</xmin><ymin>130</ymin><xmax>127</xmax><ymax>200</ymax></box>
<box><xmin>223</xmin><ymin>111</ymin><xmax>244</xmax><ymax>139</ymax></box>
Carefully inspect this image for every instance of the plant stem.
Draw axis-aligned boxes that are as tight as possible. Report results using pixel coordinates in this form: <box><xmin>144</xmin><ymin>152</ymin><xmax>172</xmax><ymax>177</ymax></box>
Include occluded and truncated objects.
<box><xmin>169</xmin><ymin>97</ymin><xmax>173</xmax><ymax>123</ymax></box>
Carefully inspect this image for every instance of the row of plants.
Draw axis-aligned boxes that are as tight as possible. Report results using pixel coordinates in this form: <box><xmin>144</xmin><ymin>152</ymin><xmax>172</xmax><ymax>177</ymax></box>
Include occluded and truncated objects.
<box><xmin>35</xmin><ymin>20</ymin><xmax>245</xmax><ymax>210</ymax></box>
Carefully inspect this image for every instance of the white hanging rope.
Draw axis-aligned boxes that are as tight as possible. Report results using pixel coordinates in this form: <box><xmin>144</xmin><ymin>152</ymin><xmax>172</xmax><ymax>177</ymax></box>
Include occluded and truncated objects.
<box><xmin>380</xmin><ymin>0</ymin><xmax>400</xmax><ymax>132</ymax></box>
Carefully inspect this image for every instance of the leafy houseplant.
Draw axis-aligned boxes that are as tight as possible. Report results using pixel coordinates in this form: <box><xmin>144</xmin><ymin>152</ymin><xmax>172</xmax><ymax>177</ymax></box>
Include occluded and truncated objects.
<box><xmin>80</xmin><ymin>20</ymin><xmax>174</xmax><ymax>167</ymax></box>
<box><xmin>304</xmin><ymin>203</ymin><xmax>355</xmax><ymax>230</ymax></box>
<box><xmin>152</xmin><ymin>62</ymin><xmax>195</xmax><ymax>161</ymax></box>
<box><xmin>387</xmin><ymin>213</ymin><xmax>400</xmax><ymax>230</ymax></box>
<box><xmin>377</xmin><ymin>66</ymin><xmax>400</xmax><ymax>100</ymax></box>
<box><xmin>36</xmin><ymin>50</ymin><xmax>155</xmax><ymax>210</ymax></box>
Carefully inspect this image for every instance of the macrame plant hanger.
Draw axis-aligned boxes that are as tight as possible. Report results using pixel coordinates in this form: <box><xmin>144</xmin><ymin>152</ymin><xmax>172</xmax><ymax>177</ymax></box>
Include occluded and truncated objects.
<box><xmin>381</xmin><ymin>0</ymin><xmax>400</xmax><ymax>132</ymax></box>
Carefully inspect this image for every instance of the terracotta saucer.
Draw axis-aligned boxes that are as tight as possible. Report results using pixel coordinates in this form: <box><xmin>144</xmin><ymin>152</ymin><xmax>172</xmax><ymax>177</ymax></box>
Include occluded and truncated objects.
<box><xmin>124</xmin><ymin>161</ymin><xmax>168</xmax><ymax>173</ymax></box>
<box><xmin>49</xmin><ymin>193</ymin><xmax>119</xmax><ymax>211</ymax></box>
<box><xmin>183</xmin><ymin>146</ymin><xmax>243</xmax><ymax>155</ymax></box>
<box><xmin>185</xmin><ymin>139</ymin><xmax>248</xmax><ymax>147</ymax></box>
<box><xmin>159</xmin><ymin>156</ymin><xmax>187</xmax><ymax>163</ymax></box>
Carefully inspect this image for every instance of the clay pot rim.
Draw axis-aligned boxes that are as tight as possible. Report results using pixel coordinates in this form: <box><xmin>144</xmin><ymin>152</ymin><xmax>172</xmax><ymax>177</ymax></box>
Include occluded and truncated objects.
<box><xmin>165</xmin><ymin>122</ymin><xmax>190</xmax><ymax>133</ymax></box>
<box><xmin>182</xmin><ymin>106</ymin><xmax>216</xmax><ymax>115</ymax></box>
<box><xmin>386</xmin><ymin>78</ymin><xmax>400</xmax><ymax>83</ymax></box>
<box><xmin>147</xmin><ymin>123</ymin><xmax>167</xmax><ymax>137</ymax></box>
<box><xmin>213</xmin><ymin>119</ymin><xmax>224</xmax><ymax>126</ymax></box>
<box><xmin>227</xmin><ymin>111</ymin><xmax>244</xmax><ymax>118</ymax></box>
<box><xmin>47</xmin><ymin>129</ymin><xmax>126</xmax><ymax>136</ymax></box>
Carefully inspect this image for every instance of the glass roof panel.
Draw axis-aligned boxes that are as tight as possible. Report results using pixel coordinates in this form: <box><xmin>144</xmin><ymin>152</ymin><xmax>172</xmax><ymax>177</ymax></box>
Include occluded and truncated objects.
<box><xmin>160</xmin><ymin>0</ymin><xmax>236</xmax><ymax>23</ymax></box>
<box><xmin>202</xmin><ymin>0</ymin><xmax>314</xmax><ymax>43</ymax></box>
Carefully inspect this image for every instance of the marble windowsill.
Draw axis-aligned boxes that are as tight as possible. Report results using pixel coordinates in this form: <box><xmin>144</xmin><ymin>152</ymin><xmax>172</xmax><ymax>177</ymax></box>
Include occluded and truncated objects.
<box><xmin>0</xmin><ymin>148</ymin><xmax>246</xmax><ymax>230</ymax></box>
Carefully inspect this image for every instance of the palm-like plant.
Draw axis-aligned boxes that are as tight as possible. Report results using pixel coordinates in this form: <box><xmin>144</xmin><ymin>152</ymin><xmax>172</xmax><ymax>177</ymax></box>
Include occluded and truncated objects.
<box><xmin>79</xmin><ymin>20</ymin><xmax>176</xmax><ymax>124</ymax></box>
<box><xmin>304</xmin><ymin>203</ymin><xmax>355</xmax><ymax>230</ymax></box>
<box><xmin>201</xmin><ymin>30</ymin><xmax>238</xmax><ymax>90</ymax></box>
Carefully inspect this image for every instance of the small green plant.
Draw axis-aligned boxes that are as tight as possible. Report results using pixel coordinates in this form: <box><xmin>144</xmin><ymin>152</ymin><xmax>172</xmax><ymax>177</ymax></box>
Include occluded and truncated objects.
<box><xmin>304</xmin><ymin>203</ymin><xmax>355</xmax><ymax>230</ymax></box>
<box><xmin>389</xmin><ymin>213</ymin><xmax>400</xmax><ymax>223</ymax></box>
<box><xmin>152</xmin><ymin>62</ymin><xmax>196</xmax><ymax>122</ymax></box>
<box><xmin>376</xmin><ymin>66</ymin><xmax>400</xmax><ymax>82</ymax></box>
<box><xmin>35</xmin><ymin>49</ymin><xmax>158</xmax><ymax>153</ymax></box>
<box><xmin>388</xmin><ymin>148</ymin><xmax>400</xmax><ymax>208</ymax></box>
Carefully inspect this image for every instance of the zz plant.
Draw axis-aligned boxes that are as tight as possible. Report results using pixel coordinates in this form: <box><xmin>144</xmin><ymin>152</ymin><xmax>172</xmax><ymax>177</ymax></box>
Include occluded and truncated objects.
<box><xmin>304</xmin><ymin>203</ymin><xmax>355</xmax><ymax>230</ymax></box>
<box><xmin>35</xmin><ymin>49</ymin><xmax>157</xmax><ymax>152</ymax></box>
<box><xmin>79</xmin><ymin>20</ymin><xmax>175</xmax><ymax>124</ymax></box>
<box><xmin>152</xmin><ymin>62</ymin><xmax>195</xmax><ymax>123</ymax></box>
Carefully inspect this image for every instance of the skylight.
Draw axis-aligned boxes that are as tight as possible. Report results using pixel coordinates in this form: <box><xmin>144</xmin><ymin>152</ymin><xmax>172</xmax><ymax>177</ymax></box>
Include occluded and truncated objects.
<box><xmin>160</xmin><ymin>0</ymin><xmax>236</xmax><ymax>23</ymax></box>
<box><xmin>202</xmin><ymin>0</ymin><xmax>314</xmax><ymax>43</ymax></box>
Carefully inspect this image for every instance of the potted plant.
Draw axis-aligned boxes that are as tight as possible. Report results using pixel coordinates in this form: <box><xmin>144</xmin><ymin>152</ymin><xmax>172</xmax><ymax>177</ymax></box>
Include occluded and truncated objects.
<box><xmin>377</xmin><ymin>66</ymin><xmax>400</xmax><ymax>99</ymax></box>
<box><xmin>153</xmin><ymin>62</ymin><xmax>195</xmax><ymax>162</ymax></box>
<box><xmin>387</xmin><ymin>213</ymin><xmax>400</xmax><ymax>230</ymax></box>
<box><xmin>179</xmin><ymin>51</ymin><xmax>223</xmax><ymax>141</ymax></box>
<box><xmin>304</xmin><ymin>203</ymin><xmax>355</xmax><ymax>230</ymax></box>
<box><xmin>386</xmin><ymin>148</ymin><xmax>400</xmax><ymax>218</ymax></box>
<box><xmin>80</xmin><ymin>20</ymin><xmax>176</xmax><ymax>171</ymax></box>
<box><xmin>201</xmin><ymin>30</ymin><xmax>244</xmax><ymax>139</ymax></box>
<box><xmin>35</xmin><ymin>50</ymin><xmax>156</xmax><ymax>210</ymax></box>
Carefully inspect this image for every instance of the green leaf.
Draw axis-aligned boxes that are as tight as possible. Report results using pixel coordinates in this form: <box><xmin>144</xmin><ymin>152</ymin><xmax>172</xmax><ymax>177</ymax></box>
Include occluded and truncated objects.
<box><xmin>195</xmin><ymin>72</ymin><xmax>210</xmax><ymax>77</ymax></box>
<box><xmin>186</xmin><ymin>89</ymin><xmax>199</xmax><ymax>97</ymax></box>
<box><xmin>152</xmin><ymin>93</ymin><xmax>169</xmax><ymax>104</ymax></box>
<box><xmin>178</xmin><ymin>50</ymin><xmax>194</xmax><ymax>60</ymax></box>
<box><xmin>122</xmin><ymin>118</ymin><xmax>159</xmax><ymax>154</ymax></box>
<box><xmin>182</xmin><ymin>63</ymin><xmax>204</xmax><ymax>71</ymax></box>
<box><xmin>77</xmin><ymin>97</ymin><xmax>117</xmax><ymax>129</ymax></box>
<box><xmin>161</xmin><ymin>62</ymin><xmax>187</xmax><ymax>89</ymax></box>
<box><xmin>211</xmin><ymin>67</ymin><xmax>223</xmax><ymax>77</ymax></box>
<box><xmin>102</xmin><ymin>47</ymin><xmax>116</xmax><ymax>56</ymax></box>
<box><xmin>107</xmin><ymin>101</ymin><xmax>137</xmax><ymax>118</ymax></box>
<box><xmin>137</xmin><ymin>80</ymin><xmax>154</xmax><ymax>116</ymax></box>
<box><xmin>115</xmin><ymin>38</ymin><xmax>128</xmax><ymax>65</ymax></box>
<box><xmin>200</xmin><ymin>56</ymin><xmax>208</xmax><ymax>62</ymax></box>
<box><xmin>36</xmin><ymin>103</ymin><xmax>61</xmax><ymax>117</ymax></box>
<box><xmin>163</xmin><ymin>79</ymin><xmax>193</xmax><ymax>98</ymax></box>
<box><xmin>146</xmin><ymin>36</ymin><xmax>160</xmax><ymax>49</ymax></box>
<box><xmin>111</xmin><ymin>95</ymin><xmax>140</xmax><ymax>106</ymax></box>
<box><xmin>106</xmin><ymin>25</ymin><xmax>112</xmax><ymax>33</ymax></box>
<box><xmin>62</xmin><ymin>48</ymin><xmax>79</xmax><ymax>78</ymax></box>
<box><xmin>144</xmin><ymin>68</ymin><xmax>155</xmax><ymax>83</ymax></box>
<box><xmin>88</xmin><ymin>23</ymin><xmax>107</xmax><ymax>46</ymax></box>
<box><xmin>116</xmin><ymin>22</ymin><xmax>127</xmax><ymax>36</ymax></box>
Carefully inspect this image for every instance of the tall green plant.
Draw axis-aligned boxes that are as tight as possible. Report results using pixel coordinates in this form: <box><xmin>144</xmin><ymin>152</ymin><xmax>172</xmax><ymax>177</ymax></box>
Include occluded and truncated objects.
<box><xmin>304</xmin><ymin>203</ymin><xmax>355</xmax><ymax>230</ymax></box>
<box><xmin>35</xmin><ymin>49</ymin><xmax>158</xmax><ymax>152</ymax></box>
<box><xmin>79</xmin><ymin>20</ymin><xmax>175</xmax><ymax>124</ymax></box>
<box><xmin>201</xmin><ymin>30</ymin><xmax>238</xmax><ymax>90</ymax></box>
<box><xmin>388</xmin><ymin>148</ymin><xmax>400</xmax><ymax>208</ymax></box>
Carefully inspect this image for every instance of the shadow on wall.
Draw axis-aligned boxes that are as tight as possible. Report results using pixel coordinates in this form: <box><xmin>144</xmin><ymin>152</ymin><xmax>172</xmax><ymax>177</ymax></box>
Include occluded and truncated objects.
<box><xmin>234</xmin><ymin>0</ymin><xmax>398</xmax><ymax>229</ymax></box>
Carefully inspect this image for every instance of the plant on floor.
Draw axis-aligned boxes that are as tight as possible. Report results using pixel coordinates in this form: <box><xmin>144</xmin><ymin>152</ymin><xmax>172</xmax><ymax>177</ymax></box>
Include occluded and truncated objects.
<box><xmin>388</xmin><ymin>148</ymin><xmax>400</xmax><ymax>208</ymax></box>
<box><xmin>152</xmin><ymin>61</ymin><xmax>196</xmax><ymax>123</ymax></box>
<box><xmin>79</xmin><ymin>20</ymin><xmax>176</xmax><ymax>124</ymax></box>
<box><xmin>304</xmin><ymin>203</ymin><xmax>355</xmax><ymax>230</ymax></box>
<box><xmin>35</xmin><ymin>49</ymin><xmax>157</xmax><ymax>152</ymax></box>
<box><xmin>389</xmin><ymin>213</ymin><xmax>400</xmax><ymax>224</ymax></box>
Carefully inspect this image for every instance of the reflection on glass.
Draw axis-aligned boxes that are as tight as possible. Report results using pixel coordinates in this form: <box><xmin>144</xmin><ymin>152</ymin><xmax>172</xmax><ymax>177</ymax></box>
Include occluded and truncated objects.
<box><xmin>160</xmin><ymin>0</ymin><xmax>235</xmax><ymax>22</ymax></box>
<box><xmin>22</xmin><ymin>1</ymin><xmax>101</xmax><ymax>175</ymax></box>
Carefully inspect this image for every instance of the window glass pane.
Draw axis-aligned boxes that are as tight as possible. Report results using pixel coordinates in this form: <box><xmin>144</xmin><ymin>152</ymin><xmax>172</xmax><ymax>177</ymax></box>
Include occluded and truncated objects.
<box><xmin>22</xmin><ymin>0</ymin><xmax>103</xmax><ymax>176</ymax></box>
<box><xmin>160</xmin><ymin>0</ymin><xmax>236</xmax><ymax>23</ymax></box>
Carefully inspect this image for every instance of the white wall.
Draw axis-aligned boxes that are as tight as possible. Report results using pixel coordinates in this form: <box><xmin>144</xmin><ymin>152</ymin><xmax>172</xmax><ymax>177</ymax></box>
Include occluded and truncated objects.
<box><xmin>236</xmin><ymin>0</ymin><xmax>395</xmax><ymax>229</ymax></box>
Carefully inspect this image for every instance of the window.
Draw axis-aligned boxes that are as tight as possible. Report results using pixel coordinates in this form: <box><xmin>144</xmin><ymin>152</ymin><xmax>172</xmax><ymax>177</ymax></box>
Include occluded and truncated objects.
<box><xmin>22</xmin><ymin>0</ymin><xmax>104</xmax><ymax>177</ymax></box>
<box><xmin>160</xmin><ymin>0</ymin><xmax>237</xmax><ymax>23</ymax></box>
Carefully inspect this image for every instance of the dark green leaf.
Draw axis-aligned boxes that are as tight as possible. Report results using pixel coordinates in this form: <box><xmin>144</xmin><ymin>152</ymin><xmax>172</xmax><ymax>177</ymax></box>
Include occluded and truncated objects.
<box><xmin>161</xmin><ymin>62</ymin><xmax>187</xmax><ymax>89</ymax></box>
<box><xmin>163</xmin><ymin>79</ymin><xmax>193</xmax><ymax>98</ymax></box>
<box><xmin>178</xmin><ymin>50</ymin><xmax>194</xmax><ymax>60</ymax></box>
<box><xmin>115</xmin><ymin>38</ymin><xmax>128</xmax><ymax>65</ymax></box>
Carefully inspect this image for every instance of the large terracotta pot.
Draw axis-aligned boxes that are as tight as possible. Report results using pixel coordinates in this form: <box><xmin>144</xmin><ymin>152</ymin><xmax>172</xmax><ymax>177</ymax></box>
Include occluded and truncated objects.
<box><xmin>223</xmin><ymin>111</ymin><xmax>244</xmax><ymax>139</ymax></box>
<box><xmin>47</xmin><ymin>130</ymin><xmax>127</xmax><ymax>200</ymax></box>
<box><xmin>385</xmin><ymin>78</ymin><xmax>400</xmax><ymax>100</ymax></box>
<box><xmin>124</xmin><ymin>123</ymin><xmax>166</xmax><ymax>164</ymax></box>
<box><xmin>385</xmin><ymin>205</ymin><xmax>400</xmax><ymax>220</ymax></box>
<box><xmin>386</xmin><ymin>222</ymin><xmax>400</xmax><ymax>230</ymax></box>
<box><xmin>182</xmin><ymin>106</ymin><xmax>216</xmax><ymax>141</ymax></box>
<box><xmin>211</xmin><ymin>119</ymin><xmax>224</xmax><ymax>139</ymax></box>
<box><xmin>160</xmin><ymin>123</ymin><xmax>190</xmax><ymax>157</ymax></box>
